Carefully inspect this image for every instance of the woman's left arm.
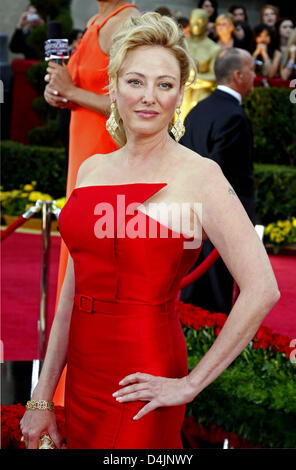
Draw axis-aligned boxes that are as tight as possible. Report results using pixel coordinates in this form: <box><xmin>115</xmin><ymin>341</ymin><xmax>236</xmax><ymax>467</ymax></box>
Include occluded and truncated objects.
<box><xmin>113</xmin><ymin>160</ymin><xmax>280</xmax><ymax>420</ymax></box>
<box><xmin>46</xmin><ymin>61</ymin><xmax>111</xmax><ymax>116</ymax></box>
<box><xmin>185</xmin><ymin>160</ymin><xmax>280</xmax><ymax>390</ymax></box>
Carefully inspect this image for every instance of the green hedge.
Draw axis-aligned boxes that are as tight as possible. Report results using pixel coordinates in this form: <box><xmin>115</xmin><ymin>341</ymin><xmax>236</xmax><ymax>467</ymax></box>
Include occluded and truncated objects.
<box><xmin>27</xmin><ymin>61</ymin><xmax>65</xmax><ymax>147</ymax></box>
<box><xmin>28</xmin><ymin>119</ymin><xmax>63</xmax><ymax>148</ymax></box>
<box><xmin>1</xmin><ymin>141</ymin><xmax>67</xmax><ymax>198</ymax></box>
<box><xmin>27</xmin><ymin>61</ymin><xmax>48</xmax><ymax>96</ymax></box>
<box><xmin>1</xmin><ymin>142</ymin><xmax>296</xmax><ymax>223</ymax></box>
<box><xmin>244</xmin><ymin>87</ymin><xmax>296</xmax><ymax>166</ymax></box>
<box><xmin>254</xmin><ymin>163</ymin><xmax>296</xmax><ymax>225</ymax></box>
<box><xmin>183</xmin><ymin>325</ymin><xmax>296</xmax><ymax>448</ymax></box>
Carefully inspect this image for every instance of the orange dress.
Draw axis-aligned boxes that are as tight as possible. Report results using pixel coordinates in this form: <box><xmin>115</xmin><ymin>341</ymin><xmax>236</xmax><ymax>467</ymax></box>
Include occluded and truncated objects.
<box><xmin>53</xmin><ymin>4</ymin><xmax>138</xmax><ymax>404</ymax></box>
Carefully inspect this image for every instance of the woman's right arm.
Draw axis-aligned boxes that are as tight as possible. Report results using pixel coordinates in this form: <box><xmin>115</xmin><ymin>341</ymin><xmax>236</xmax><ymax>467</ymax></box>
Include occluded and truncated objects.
<box><xmin>20</xmin><ymin>254</ymin><xmax>75</xmax><ymax>449</ymax></box>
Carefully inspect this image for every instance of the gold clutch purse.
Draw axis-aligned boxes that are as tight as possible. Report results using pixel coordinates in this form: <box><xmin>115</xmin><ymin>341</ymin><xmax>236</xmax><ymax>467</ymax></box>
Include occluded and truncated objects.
<box><xmin>38</xmin><ymin>434</ymin><xmax>56</xmax><ymax>449</ymax></box>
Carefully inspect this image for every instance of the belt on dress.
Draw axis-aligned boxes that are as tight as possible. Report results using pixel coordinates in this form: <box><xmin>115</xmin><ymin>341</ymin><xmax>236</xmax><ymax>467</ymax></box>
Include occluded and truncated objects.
<box><xmin>74</xmin><ymin>293</ymin><xmax>176</xmax><ymax>315</ymax></box>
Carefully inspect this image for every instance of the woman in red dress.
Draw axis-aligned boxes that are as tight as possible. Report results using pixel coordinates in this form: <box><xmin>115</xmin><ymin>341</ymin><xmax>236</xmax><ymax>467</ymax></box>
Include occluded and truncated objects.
<box><xmin>21</xmin><ymin>12</ymin><xmax>280</xmax><ymax>449</ymax></box>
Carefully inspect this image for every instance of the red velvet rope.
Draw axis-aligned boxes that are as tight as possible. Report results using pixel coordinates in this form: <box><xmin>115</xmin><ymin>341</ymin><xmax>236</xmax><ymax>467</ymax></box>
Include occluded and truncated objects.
<box><xmin>0</xmin><ymin>216</ymin><xmax>27</xmax><ymax>241</ymax></box>
<box><xmin>180</xmin><ymin>248</ymin><xmax>220</xmax><ymax>288</ymax></box>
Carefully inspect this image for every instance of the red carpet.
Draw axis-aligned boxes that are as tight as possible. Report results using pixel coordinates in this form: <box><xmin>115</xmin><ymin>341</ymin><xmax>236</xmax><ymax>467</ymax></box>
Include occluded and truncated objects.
<box><xmin>262</xmin><ymin>253</ymin><xmax>296</xmax><ymax>338</ymax></box>
<box><xmin>1</xmin><ymin>231</ymin><xmax>295</xmax><ymax>361</ymax></box>
<box><xmin>1</xmin><ymin>231</ymin><xmax>61</xmax><ymax>361</ymax></box>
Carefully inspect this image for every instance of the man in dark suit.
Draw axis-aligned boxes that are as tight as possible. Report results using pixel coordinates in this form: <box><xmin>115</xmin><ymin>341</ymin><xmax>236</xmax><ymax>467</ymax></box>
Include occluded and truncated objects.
<box><xmin>180</xmin><ymin>48</ymin><xmax>256</xmax><ymax>314</ymax></box>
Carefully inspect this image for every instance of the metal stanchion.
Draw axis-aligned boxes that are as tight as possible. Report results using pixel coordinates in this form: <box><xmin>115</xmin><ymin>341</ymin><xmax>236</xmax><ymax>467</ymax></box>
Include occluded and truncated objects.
<box><xmin>31</xmin><ymin>201</ymin><xmax>61</xmax><ymax>392</ymax></box>
<box><xmin>39</xmin><ymin>201</ymin><xmax>53</xmax><ymax>360</ymax></box>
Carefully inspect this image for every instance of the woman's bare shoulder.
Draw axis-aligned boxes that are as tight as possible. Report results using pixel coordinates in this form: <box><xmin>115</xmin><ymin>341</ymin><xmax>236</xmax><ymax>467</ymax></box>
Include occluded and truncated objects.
<box><xmin>177</xmin><ymin>145</ymin><xmax>223</xmax><ymax>187</ymax></box>
<box><xmin>75</xmin><ymin>151</ymin><xmax>119</xmax><ymax>187</ymax></box>
<box><xmin>178</xmin><ymin>148</ymin><xmax>241</xmax><ymax>215</ymax></box>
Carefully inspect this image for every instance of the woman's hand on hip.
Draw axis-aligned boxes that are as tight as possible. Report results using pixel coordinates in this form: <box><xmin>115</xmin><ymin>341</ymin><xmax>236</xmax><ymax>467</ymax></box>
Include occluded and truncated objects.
<box><xmin>112</xmin><ymin>373</ymin><xmax>196</xmax><ymax>420</ymax></box>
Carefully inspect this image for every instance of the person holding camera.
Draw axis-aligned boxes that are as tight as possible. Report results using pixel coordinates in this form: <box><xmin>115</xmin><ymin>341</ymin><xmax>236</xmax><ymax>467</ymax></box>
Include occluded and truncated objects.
<box><xmin>9</xmin><ymin>4</ymin><xmax>44</xmax><ymax>59</ymax></box>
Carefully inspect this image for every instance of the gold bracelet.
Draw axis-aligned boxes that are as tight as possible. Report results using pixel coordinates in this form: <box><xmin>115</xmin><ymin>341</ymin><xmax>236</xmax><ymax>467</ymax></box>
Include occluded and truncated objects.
<box><xmin>26</xmin><ymin>400</ymin><xmax>54</xmax><ymax>411</ymax></box>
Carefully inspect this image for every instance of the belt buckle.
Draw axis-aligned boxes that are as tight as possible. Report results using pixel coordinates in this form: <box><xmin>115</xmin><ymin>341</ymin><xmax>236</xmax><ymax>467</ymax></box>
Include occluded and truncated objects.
<box><xmin>79</xmin><ymin>294</ymin><xmax>93</xmax><ymax>313</ymax></box>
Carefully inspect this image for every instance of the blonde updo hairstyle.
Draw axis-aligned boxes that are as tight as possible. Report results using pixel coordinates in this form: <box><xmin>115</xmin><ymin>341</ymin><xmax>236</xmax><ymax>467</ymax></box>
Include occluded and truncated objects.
<box><xmin>107</xmin><ymin>12</ymin><xmax>196</xmax><ymax>147</ymax></box>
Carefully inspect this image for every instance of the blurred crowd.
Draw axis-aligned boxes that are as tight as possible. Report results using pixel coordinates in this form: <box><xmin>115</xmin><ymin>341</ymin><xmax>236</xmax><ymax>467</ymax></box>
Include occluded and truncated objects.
<box><xmin>156</xmin><ymin>2</ymin><xmax>296</xmax><ymax>81</ymax></box>
<box><xmin>8</xmin><ymin>2</ymin><xmax>296</xmax><ymax>81</ymax></box>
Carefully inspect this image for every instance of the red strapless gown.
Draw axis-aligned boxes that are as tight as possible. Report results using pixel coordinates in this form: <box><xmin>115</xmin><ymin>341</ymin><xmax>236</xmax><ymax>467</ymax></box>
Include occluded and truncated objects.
<box><xmin>58</xmin><ymin>183</ymin><xmax>202</xmax><ymax>449</ymax></box>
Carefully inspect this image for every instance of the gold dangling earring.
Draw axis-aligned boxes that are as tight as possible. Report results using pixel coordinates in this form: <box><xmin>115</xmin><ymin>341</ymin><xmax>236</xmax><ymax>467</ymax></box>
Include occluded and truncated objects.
<box><xmin>171</xmin><ymin>107</ymin><xmax>185</xmax><ymax>142</ymax></box>
<box><xmin>106</xmin><ymin>101</ymin><xmax>119</xmax><ymax>138</ymax></box>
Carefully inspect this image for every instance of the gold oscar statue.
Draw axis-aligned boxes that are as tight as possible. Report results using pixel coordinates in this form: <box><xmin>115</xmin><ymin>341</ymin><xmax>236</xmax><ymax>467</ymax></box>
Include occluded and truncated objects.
<box><xmin>180</xmin><ymin>8</ymin><xmax>221</xmax><ymax>122</ymax></box>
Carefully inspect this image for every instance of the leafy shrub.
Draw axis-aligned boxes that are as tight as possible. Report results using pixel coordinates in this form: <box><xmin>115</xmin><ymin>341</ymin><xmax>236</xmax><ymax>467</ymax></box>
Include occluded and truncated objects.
<box><xmin>31</xmin><ymin>0</ymin><xmax>72</xmax><ymax>20</ymax></box>
<box><xmin>27</xmin><ymin>62</ymin><xmax>63</xmax><ymax>146</ymax></box>
<box><xmin>26</xmin><ymin>62</ymin><xmax>48</xmax><ymax>96</ymax></box>
<box><xmin>254</xmin><ymin>163</ymin><xmax>296</xmax><ymax>224</ymax></box>
<box><xmin>244</xmin><ymin>88</ymin><xmax>296</xmax><ymax>166</ymax></box>
<box><xmin>1</xmin><ymin>141</ymin><xmax>67</xmax><ymax>199</ymax></box>
<box><xmin>177</xmin><ymin>302</ymin><xmax>296</xmax><ymax>448</ymax></box>
<box><xmin>31</xmin><ymin>96</ymin><xmax>57</xmax><ymax>122</ymax></box>
<box><xmin>28</xmin><ymin>119</ymin><xmax>63</xmax><ymax>147</ymax></box>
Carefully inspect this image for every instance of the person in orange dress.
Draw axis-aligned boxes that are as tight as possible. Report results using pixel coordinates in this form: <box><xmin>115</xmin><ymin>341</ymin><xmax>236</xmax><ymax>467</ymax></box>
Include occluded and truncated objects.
<box><xmin>44</xmin><ymin>1</ymin><xmax>139</xmax><ymax>404</ymax></box>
